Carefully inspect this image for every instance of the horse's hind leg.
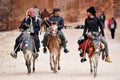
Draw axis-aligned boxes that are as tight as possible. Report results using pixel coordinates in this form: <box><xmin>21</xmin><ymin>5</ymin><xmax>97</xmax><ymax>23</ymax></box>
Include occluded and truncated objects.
<box><xmin>25</xmin><ymin>54</ymin><xmax>31</xmax><ymax>74</ymax></box>
<box><xmin>50</xmin><ymin>54</ymin><xmax>53</xmax><ymax>70</ymax></box>
<box><xmin>89</xmin><ymin>58</ymin><xmax>93</xmax><ymax>73</ymax></box>
<box><xmin>58</xmin><ymin>52</ymin><xmax>61</xmax><ymax>70</ymax></box>
<box><xmin>102</xmin><ymin>50</ymin><xmax>105</xmax><ymax>60</ymax></box>
<box><xmin>28</xmin><ymin>61</ymin><xmax>31</xmax><ymax>73</ymax></box>
<box><xmin>25</xmin><ymin>60</ymin><xmax>31</xmax><ymax>73</ymax></box>
<box><xmin>53</xmin><ymin>54</ymin><xmax>57</xmax><ymax>73</ymax></box>
<box><xmin>94</xmin><ymin>58</ymin><xmax>98</xmax><ymax>77</ymax></box>
<box><xmin>33</xmin><ymin>57</ymin><xmax>35</xmax><ymax>73</ymax></box>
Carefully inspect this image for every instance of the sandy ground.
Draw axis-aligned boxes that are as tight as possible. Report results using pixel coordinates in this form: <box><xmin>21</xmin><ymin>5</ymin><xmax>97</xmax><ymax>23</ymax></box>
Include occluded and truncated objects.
<box><xmin>0</xmin><ymin>22</ymin><xmax>120</xmax><ymax>80</ymax></box>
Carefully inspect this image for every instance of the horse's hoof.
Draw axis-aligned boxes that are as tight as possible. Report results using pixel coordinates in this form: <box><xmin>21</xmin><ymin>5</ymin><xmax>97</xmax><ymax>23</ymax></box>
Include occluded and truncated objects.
<box><xmin>28</xmin><ymin>71</ymin><xmax>31</xmax><ymax>73</ymax></box>
<box><xmin>90</xmin><ymin>69</ymin><xmax>93</xmax><ymax>73</ymax></box>
<box><xmin>28</xmin><ymin>73</ymin><xmax>31</xmax><ymax>75</ymax></box>
<box><xmin>33</xmin><ymin>70</ymin><xmax>35</xmax><ymax>73</ymax></box>
<box><xmin>51</xmin><ymin>67</ymin><xmax>54</xmax><ymax>70</ymax></box>
<box><xmin>10</xmin><ymin>52</ymin><xmax>17</xmax><ymax>58</ymax></box>
<box><xmin>58</xmin><ymin>67</ymin><xmax>61</xmax><ymax>70</ymax></box>
<box><xmin>28</xmin><ymin>72</ymin><xmax>31</xmax><ymax>75</ymax></box>
<box><xmin>28</xmin><ymin>69</ymin><xmax>31</xmax><ymax>74</ymax></box>
<box><xmin>33</xmin><ymin>68</ymin><xmax>35</xmax><ymax>73</ymax></box>
<box><xmin>53</xmin><ymin>70</ymin><xmax>57</xmax><ymax>73</ymax></box>
<box><xmin>94</xmin><ymin>74</ymin><xmax>97</xmax><ymax>78</ymax></box>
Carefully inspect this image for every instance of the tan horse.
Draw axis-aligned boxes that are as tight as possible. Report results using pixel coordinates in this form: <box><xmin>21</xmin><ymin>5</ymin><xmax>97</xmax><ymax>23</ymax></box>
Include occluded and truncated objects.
<box><xmin>47</xmin><ymin>24</ymin><xmax>61</xmax><ymax>73</ymax></box>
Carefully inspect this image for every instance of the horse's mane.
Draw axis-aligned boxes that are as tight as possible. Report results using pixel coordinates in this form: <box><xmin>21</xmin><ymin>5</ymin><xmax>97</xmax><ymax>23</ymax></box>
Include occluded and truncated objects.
<box><xmin>23</xmin><ymin>31</ymin><xmax>31</xmax><ymax>41</ymax></box>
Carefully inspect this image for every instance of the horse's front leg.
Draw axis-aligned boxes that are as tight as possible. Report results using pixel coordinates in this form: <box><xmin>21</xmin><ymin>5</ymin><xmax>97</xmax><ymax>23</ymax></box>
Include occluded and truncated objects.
<box><xmin>89</xmin><ymin>57</ymin><xmax>93</xmax><ymax>73</ymax></box>
<box><xmin>25</xmin><ymin>60</ymin><xmax>31</xmax><ymax>74</ymax></box>
<box><xmin>33</xmin><ymin>57</ymin><xmax>35</xmax><ymax>73</ymax></box>
<box><xmin>24</xmin><ymin>54</ymin><xmax>31</xmax><ymax>74</ymax></box>
<box><xmin>53</xmin><ymin>54</ymin><xmax>57</xmax><ymax>73</ymax></box>
<box><xmin>93</xmin><ymin>57</ymin><xmax>98</xmax><ymax>77</ymax></box>
<box><xmin>50</xmin><ymin>54</ymin><xmax>53</xmax><ymax>70</ymax></box>
<box><xmin>58</xmin><ymin>52</ymin><xmax>61</xmax><ymax>70</ymax></box>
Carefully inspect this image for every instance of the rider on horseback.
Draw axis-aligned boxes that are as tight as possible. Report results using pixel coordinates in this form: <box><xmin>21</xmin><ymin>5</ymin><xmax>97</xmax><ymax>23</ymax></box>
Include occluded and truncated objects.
<box><xmin>11</xmin><ymin>8</ymin><xmax>40</xmax><ymax>59</ymax></box>
<box><xmin>42</xmin><ymin>8</ymin><xmax>69</xmax><ymax>53</ymax></box>
<box><xmin>78</xmin><ymin>6</ymin><xmax>112</xmax><ymax>63</ymax></box>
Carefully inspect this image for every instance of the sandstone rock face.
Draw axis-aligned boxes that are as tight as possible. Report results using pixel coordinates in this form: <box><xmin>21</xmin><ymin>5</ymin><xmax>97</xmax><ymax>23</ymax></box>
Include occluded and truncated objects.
<box><xmin>0</xmin><ymin>0</ymin><xmax>12</xmax><ymax>31</ymax></box>
<box><xmin>0</xmin><ymin>0</ymin><xmax>119</xmax><ymax>30</ymax></box>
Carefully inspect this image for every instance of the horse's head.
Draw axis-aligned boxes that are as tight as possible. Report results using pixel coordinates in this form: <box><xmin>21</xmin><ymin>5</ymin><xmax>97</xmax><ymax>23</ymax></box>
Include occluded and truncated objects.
<box><xmin>50</xmin><ymin>24</ymin><xmax>58</xmax><ymax>36</ymax></box>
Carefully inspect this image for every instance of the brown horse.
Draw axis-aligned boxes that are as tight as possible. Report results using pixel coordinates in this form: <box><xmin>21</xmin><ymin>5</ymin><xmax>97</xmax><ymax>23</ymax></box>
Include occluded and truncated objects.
<box><xmin>47</xmin><ymin>24</ymin><xmax>61</xmax><ymax>73</ymax></box>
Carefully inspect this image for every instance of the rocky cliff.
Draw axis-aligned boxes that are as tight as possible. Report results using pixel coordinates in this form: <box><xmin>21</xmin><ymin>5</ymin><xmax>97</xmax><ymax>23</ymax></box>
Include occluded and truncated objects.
<box><xmin>0</xmin><ymin>0</ymin><xmax>119</xmax><ymax>31</ymax></box>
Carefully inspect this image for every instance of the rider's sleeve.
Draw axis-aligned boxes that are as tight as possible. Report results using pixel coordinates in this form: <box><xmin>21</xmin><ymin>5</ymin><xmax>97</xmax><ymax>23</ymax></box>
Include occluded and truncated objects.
<box><xmin>83</xmin><ymin>19</ymin><xmax>88</xmax><ymax>36</ymax></box>
<box><xmin>114</xmin><ymin>20</ymin><xmax>117</xmax><ymax>28</ymax></box>
<box><xmin>58</xmin><ymin>17</ymin><xmax>64</xmax><ymax>30</ymax></box>
<box><xmin>19</xmin><ymin>18</ymin><xmax>27</xmax><ymax>30</ymax></box>
<box><xmin>98</xmin><ymin>18</ymin><xmax>105</xmax><ymax>36</ymax></box>
<box><xmin>34</xmin><ymin>19</ymin><xmax>40</xmax><ymax>33</ymax></box>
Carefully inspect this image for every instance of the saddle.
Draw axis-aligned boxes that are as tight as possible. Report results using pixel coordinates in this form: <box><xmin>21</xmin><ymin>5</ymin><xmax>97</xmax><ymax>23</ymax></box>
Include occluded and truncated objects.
<box><xmin>20</xmin><ymin>37</ymin><xmax>34</xmax><ymax>51</ymax></box>
<box><xmin>79</xmin><ymin>38</ymin><xmax>105</xmax><ymax>57</ymax></box>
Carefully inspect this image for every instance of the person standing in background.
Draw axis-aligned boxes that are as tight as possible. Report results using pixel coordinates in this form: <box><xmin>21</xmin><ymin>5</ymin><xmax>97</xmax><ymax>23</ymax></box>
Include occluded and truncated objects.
<box><xmin>99</xmin><ymin>11</ymin><xmax>106</xmax><ymax>29</ymax></box>
<box><xmin>34</xmin><ymin>5</ymin><xmax>41</xmax><ymax>18</ymax></box>
<box><xmin>107</xmin><ymin>17</ymin><xmax>117</xmax><ymax>39</ymax></box>
<box><xmin>41</xmin><ymin>8</ymin><xmax>51</xmax><ymax>31</ymax></box>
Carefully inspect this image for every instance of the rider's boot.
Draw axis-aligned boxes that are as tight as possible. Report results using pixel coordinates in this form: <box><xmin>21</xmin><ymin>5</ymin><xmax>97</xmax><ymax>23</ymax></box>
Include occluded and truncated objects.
<box><xmin>33</xmin><ymin>49</ymin><xmax>39</xmax><ymax>59</ymax></box>
<box><xmin>43</xmin><ymin>47</ymin><xmax>47</xmax><ymax>53</ymax></box>
<box><xmin>10</xmin><ymin>51</ymin><xmax>17</xmax><ymax>58</ymax></box>
<box><xmin>105</xmin><ymin>56</ymin><xmax>112</xmax><ymax>63</ymax></box>
<box><xmin>80</xmin><ymin>51</ymin><xmax>87</xmax><ymax>63</ymax></box>
<box><xmin>64</xmin><ymin>48</ymin><xmax>69</xmax><ymax>53</ymax></box>
<box><xmin>33</xmin><ymin>52</ymin><xmax>39</xmax><ymax>59</ymax></box>
<box><xmin>81</xmin><ymin>58</ymin><xmax>87</xmax><ymax>63</ymax></box>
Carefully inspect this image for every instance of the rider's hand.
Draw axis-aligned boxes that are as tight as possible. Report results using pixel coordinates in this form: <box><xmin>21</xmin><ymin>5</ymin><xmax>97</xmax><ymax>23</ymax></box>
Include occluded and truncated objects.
<box><xmin>30</xmin><ymin>30</ymin><xmax>34</xmax><ymax>33</ymax></box>
<box><xmin>24</xmin><ymin>23</ymin><xmax>29</xmax><ymax>27</ymax></box>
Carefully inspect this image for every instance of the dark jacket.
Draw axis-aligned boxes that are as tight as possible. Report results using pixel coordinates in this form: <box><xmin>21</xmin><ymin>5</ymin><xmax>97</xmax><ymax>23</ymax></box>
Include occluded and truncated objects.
<box><xmin>108</xmin><ymin>19</ymin><xmax>117</xmax><ymax>29</ymax></box>
<box><xmin>19</xmin><ymin>16</ymin><xmax>40</xmax><ymax>35</ymax></box>
<box><xmin>112</xmin><ymin>20</ymin><xmax>117</xmax><ymax>29</ymax></box>
<box><xmin>49</xmin><ymin>16</ymin><xmax>64</xmax><ymax>30</ymax></box>
<box><xmin>83</xmin><ymin>17</ymin><xmax>105</xmax><ymax>36</ymax></box>
<box><xmin>99</xmin><ymin>13</ymin><xmax>106</xmax><ymax>23</ymax></box>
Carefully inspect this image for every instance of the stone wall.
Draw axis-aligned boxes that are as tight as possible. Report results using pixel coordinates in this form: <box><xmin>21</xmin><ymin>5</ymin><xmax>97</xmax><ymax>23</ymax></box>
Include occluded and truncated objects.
<box><xmin>113</xmin><ymin>0</ymin><xmax>120</xmax><ymax>18</ymax></box>
<box><xmin>0</xmin><ymin>0</ymin><xmax>12</xmax><ymax>31</ymax></box>
<box><xmin>0</xmin><ymin>0</ymin><xmax>119</xmax><ymax>31</ymax></box>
